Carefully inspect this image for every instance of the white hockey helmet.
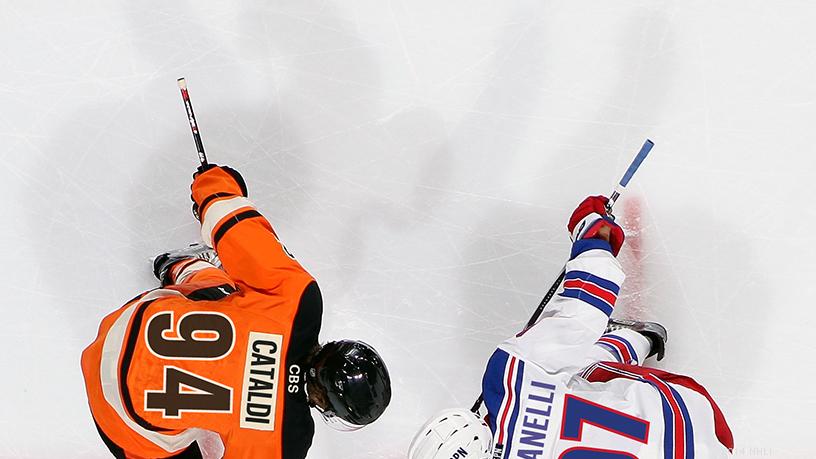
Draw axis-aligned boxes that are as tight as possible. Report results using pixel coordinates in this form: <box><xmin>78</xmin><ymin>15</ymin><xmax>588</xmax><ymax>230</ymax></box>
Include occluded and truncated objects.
<box><xmin>408</xmin><ymin>409</ymin><xmax>493</xmax><ymax>459</ymax></box>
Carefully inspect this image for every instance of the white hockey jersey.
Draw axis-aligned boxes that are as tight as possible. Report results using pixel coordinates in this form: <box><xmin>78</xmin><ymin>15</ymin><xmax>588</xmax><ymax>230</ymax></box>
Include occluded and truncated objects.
<box><xmin>481</xmin><ymin>239</ymin><xmax>733</xmax><ymax>459</ymax></box>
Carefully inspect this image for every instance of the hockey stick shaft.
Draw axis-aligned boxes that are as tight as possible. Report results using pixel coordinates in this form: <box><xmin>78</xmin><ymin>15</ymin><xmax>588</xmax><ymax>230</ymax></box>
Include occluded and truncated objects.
<box><xmin>606</xmin><ymin>139</ymin><xmax>653</xmax><ymax>213</ymax></box>
<box><xmin>524</xmin><ymin>139</ymin><xmax>653</xmax><ymax>330</ymax></box>
<box><xmin>177</xmin><ymin>77</ymin><xmax>208</xmax><ymax>167</ymax></box>
<box><xmin>470</xmin><ymin>139</ymin><xmax>654</xmax><ymax>414</ymax></box>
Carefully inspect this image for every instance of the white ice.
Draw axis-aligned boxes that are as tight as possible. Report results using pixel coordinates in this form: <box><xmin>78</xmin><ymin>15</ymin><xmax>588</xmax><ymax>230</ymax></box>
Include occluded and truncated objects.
<box><xmin>1</xmin><ymin>1</ymin><xmax>813</xmax><ymax>458</ymax></box>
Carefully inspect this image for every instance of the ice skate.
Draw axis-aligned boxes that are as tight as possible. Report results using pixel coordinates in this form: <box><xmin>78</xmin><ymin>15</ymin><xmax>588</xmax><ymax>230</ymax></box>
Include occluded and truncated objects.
<box><xmin>606</xmin><ymin>318</ymin><xmax>668</xmax><ymax>361</ymax></box>
<box><xmin>152</xmin><ymin>243</ymin><xmax>221</xmax><ymax>285</ymax></box>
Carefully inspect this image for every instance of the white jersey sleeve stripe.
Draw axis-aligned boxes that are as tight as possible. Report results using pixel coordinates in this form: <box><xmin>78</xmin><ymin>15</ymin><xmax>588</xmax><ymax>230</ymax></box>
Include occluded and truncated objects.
<box><xmin>200</xmin><ymin>196</ymin><xmax>256</xmax><ymax>247</ymax></box>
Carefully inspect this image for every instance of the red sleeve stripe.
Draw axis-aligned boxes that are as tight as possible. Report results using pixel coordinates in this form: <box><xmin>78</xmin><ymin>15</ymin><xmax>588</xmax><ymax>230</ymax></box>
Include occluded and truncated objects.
<box><xmin>597</xmin><ymin>335</ymin><xmax>638</xmax><ymax>364</ymax></box>
<box><xmin>563</xmin><ymin>278</ymin><xmax>618</xmax><ymax>306</ymax></box>
<box><xmin>496</xmin><ymin>356</ymin><xmax>517</xmax><ymax>444</ymax></box>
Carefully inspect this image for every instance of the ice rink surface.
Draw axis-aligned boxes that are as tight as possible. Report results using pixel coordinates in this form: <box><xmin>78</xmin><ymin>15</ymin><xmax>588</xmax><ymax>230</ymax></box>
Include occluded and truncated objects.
<box><xmin>1</xmin><ymin>1</ymin><xmax>814</xmax><ymax>457</ymax></box>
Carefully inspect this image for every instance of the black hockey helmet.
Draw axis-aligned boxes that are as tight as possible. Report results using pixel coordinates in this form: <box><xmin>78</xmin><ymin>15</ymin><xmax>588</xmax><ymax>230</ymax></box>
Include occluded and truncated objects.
<box><xmin>307</xmin><ymin>340</ymin><xmax>391</xmax><ymax>429</ymax></box>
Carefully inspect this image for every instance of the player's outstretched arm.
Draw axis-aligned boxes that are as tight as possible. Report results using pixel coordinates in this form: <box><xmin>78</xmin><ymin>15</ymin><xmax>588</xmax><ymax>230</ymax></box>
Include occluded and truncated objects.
<box><xmin>190</xmin><ymin>165</ymin><xmax>310</xmax><ymax>288</ymax></box>
<box><xmin>500</xmin><ymin>196</ymin><xmax>627</xmax><ymax>374</ymax></box>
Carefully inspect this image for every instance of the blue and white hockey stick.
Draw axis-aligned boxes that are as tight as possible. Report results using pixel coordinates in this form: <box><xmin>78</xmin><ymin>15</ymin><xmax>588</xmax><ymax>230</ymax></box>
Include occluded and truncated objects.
<box><xmin>606</xmin><ymin>139</ymin><xmax>653</xmax><ymax>214</ymax></box>
<box><xmin>470</xmin><ymin>139</ymin><xmax>654</xmax><ymax>413</ymax></box>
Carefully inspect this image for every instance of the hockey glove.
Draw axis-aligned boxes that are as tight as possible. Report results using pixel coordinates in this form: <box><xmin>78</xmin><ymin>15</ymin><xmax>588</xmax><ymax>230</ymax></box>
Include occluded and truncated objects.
<box><xmin>190</xmin><ymin>165</ymin><xmax>248</xmax><ymax>220</ymax></box>
<box><xmin>567</xmin><ymin>195</ymin><xmax>625</xmax><ymax>256</ymax></box>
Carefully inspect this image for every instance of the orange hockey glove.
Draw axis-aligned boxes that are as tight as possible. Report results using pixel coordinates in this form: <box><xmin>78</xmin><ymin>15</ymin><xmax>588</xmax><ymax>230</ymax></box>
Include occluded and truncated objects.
<box><xmin>190</xmin><ymin>164</ymin><xmax>248</xmax><ymax>220</ymax></box>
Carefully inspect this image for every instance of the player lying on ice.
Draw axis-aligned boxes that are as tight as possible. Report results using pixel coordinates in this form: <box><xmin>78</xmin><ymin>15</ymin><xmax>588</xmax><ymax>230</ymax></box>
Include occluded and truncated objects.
<box><xmin>409</xmin><ymin>196</ymin><xmax>734</xmax><ymax>459</ymax></box>
<box><xmin>82</xmin><ymin>164</ymin><xmax>392</xmax><ymax>459</ymax></box>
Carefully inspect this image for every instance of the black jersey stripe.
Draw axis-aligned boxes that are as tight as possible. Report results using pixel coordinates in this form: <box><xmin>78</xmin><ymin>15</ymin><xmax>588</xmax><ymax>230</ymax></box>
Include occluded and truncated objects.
<box><xmin>170</xmin><ymin>442</ymin><xmax>203</xmax><ymax>458</ymax></box>
<box><xmin>187</xmin><ymin>283</ymin><xmax>236</xmax><ymax>301</ymax></box>
<box><xmin>95</xmin><ymin>418</ymin><xmax>202</xmax><ymax>459</ymax></box>
<box><xmin>212</xmin><ymin>210</ymin><xmax>262</xmax><ymax>247</ymax></box>
<box><xmin>199</xmin><ymin>192</ymin><xmax>234</xmax><ymax>214</ymax></box>
<box><xmin>119</xmin><ymin>298</ymin><xmax>169</xmax><ymax>432</ymax></box>
<box><xmin>94</xmin><ymin>420</ymin><xmax>126</xmax><ymax>459</ymax></box>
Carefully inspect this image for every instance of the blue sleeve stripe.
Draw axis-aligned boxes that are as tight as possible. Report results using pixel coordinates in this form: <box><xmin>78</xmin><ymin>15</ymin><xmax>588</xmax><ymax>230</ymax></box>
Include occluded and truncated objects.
<box><xmin>559</xmin><ymin>288</ymin><xmax>614</xmax><ymax>317</ymax></box>
<box><xmin>600</xmin><ymin>334</ymin><xmax>639</xmax><ymax>364</ymax></box>
<box><xmin>654</xmin><ymin>381</ymin><xmax>676</xmax><ymax>458</ymax></box>
<box><xmin>481</xmin><ymin>349</ymin><xmax>510</xmax><ymax>435</ymax></box>
<box><xmin>596</xmin><ymin>341</ymin><xmax>624</xmax><ymax>363</ymax></box>
<box><xmin>564</xmin><ymin>270</ymin><xmax>620</xmax><ymax>295</ymax></box>
<box><xmin>570</xmin><ymin>238</ymin><xmax>613</xmax><ymax>260</ymax></box>
<box><xmin>618</xmin><ymin>336</ymin><xmax>639</xmax><ymax>363</ymax></box>
<box><xmin>668</xmin><ymin>384</ymin><xmax>695</xmax><ymax>459</ymax></box>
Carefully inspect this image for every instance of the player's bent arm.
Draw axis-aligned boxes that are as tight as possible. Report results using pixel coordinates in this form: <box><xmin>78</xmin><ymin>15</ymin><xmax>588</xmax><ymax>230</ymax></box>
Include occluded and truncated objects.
<box><xmin>192</xmin><ymin>166</ymin><xmax>309</xmax><ymax>289</ymax></box>
<box><xmin>202</xmin><ymin>197</ymin><xmax>308</xmax><ymax>289</ymax></box>
<box><xmin>500</xmin><ymin>239</ymin><xmax>625</xmax><ymax>374</ymax></box>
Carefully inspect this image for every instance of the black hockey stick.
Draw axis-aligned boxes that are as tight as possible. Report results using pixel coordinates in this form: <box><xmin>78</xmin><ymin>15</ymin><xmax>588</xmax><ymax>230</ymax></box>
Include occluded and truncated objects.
<box><xmin>470</xmin><ymin>139</ymin><xmax>654</xmax><ymax>414</ymax></box>
<box><xmin>177</xmin><ymin>77</ymin><xmax>209</xmax><ymax>167</ymax></box>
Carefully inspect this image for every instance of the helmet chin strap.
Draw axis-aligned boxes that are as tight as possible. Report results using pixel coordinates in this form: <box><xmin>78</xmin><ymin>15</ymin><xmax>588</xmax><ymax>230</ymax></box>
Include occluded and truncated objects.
<box><xmin>305</xmin><ymin>370</ymin><xmax>363</xmax><ymax>431</ymax></box>
<box><xmin>304</xmin><ymin>369</ymin><xmax>325</xmax><ymax>409</ymax></box>
<box><xmin>316</xmin><ymin>408</ymin><xmax>365</xmax><ymax>432</ymax></box>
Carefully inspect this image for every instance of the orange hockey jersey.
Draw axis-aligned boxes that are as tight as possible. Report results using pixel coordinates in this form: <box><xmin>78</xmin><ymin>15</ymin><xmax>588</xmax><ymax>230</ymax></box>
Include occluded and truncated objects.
<box><xmin>82</xmin><ymin>167</ymin><xmax>322</xmax><ymax>459</ymax></box>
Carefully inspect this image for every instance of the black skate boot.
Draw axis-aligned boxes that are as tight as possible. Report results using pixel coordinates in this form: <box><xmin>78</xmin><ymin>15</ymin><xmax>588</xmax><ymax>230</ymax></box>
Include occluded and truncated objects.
<box><xmin>152</xmin><ymin>243</ymin><xmax>221</xmax><ymax>286</ymax></box>
<box><xmin>606</xmin><ymin>318</ymin><xmax>668</xmax><ymax>361</ymax></box>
